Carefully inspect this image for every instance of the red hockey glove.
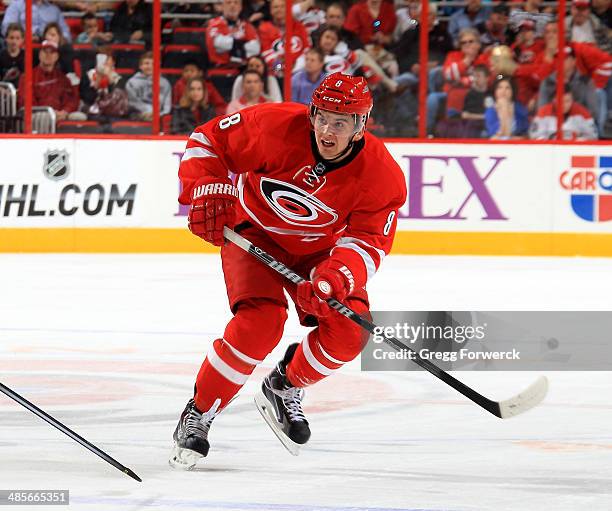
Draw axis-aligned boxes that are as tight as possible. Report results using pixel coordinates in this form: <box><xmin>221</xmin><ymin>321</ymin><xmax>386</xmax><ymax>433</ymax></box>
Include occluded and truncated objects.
<box><xmin>188</xmin><ymin>176</ymin><xmax>238</xmax><ymax>246</ymax></box>
<box><xmin>296</xmin><ymin>260</ymin><xmax>355</xmax><ymax>317</ymax></box>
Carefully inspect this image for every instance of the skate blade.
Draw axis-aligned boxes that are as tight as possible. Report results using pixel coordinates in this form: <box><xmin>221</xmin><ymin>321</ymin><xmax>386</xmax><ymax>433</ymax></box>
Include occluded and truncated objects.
<box><xmin>168</xmin><ymin>443</ymin><xmax>204</xmax><ymax>470</ymax></box>
<box><xmin>254</xmin><ymin>392</ymin><xmax>300</xmax><ymax>456</ymax></box>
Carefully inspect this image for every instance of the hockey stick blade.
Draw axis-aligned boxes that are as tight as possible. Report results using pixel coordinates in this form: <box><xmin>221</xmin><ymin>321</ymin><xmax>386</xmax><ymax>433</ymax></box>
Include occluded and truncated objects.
<box><xmin>223</xmin><ymin>227</ymin><xmax>548</xmax><ymax>419</ymax></box>
<box><xmin>0</xmin><ymin>382</ymin><xmax>142</xmax><ymax>482</ymax></box>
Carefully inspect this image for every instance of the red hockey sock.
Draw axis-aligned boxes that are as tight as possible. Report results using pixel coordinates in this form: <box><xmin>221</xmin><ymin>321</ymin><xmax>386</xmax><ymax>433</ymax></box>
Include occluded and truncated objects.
<box><xmin>193</xmin><ymin>337</ymin><xmax>262</xmax><ymax>412</ymax></box>
<box><xmin>286</xmin><ymin>331</ymin><xmax>346</xmax><ymax>387</ymax></box>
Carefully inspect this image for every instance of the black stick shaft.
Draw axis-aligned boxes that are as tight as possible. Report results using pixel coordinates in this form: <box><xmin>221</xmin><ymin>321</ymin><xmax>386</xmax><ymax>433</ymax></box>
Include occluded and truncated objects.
<box><xmin>0</xmin><ymin>382</ymin><xmax>142</xmax><ymax>482</ymax></box>
<box><xmin>223</xmin><ymin>227</ymin><xmax>504</xmax><ymax>418</ymax></box>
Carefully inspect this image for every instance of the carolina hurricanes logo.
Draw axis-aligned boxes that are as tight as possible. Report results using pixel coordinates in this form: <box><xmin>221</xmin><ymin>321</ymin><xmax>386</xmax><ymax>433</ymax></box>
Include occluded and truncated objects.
<box><xmin>272</xmin><ymin>36</ymin><xmax>304</xmax><ymax>54</ymax></box>
<box><xmin>324</xmin><ymin>57</ymin><xmax>350</xmax><ymax>75</ymax></box>
<box><xmin>260</xmin><ymin>177</ymin><xmax>338</xmax><ymax>228</ymax></box>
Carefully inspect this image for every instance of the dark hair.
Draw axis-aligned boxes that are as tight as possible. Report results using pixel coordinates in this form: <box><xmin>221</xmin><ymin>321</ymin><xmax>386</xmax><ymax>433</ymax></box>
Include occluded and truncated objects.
<box><xmin>243</xmin><ymin>69</ymin><xmax>263</xmax><ymax>82</ymax></box>
<box><xmin>6</xmin><ymin>23</ymin><xmax>25</xmax><ymax>37</ymax></box>
<box><xmin>42</xmin><ymin>22</ymin><xmax>66</xmax><ymax>45</ymax></box>
<box><xmin>139</xmin><ymin>51</ymin><xmax>153</xmax><ymax>64</ymax></box>
<box><xmin>244</xmin><ymin>55</ymin><xmax>269</xmax><ymax>94</ymax></box>
<box><xmin>563</xmin><ymin>83</ymin><xmax>573</xmax><ymax>96</ymax></box>
<box><xmin>82</xmin><ymin>12</ymin><xmax>97</xmax><ymax>23</ymax></box>
<box><xmin>492</xmin><ymin>4</ymin><xmax>509</xmax><ymax>16</ymax></box>
<box><xmin>492</xmin><ymin>75</ymin><xmax>517</xmax><ymax>101</ymax></box>
<box><xmin>327</xmin><ymin>2</ymin><xmax>346</xmax><ymax>15</ymax></box>
<box><xmin>473</xmin><ymin>64</ymin><xmax>490</xmax><ymax>76</ymax></box>
<box><xmin>305</xmin><ymin>47</ymin><xmax>325</xmax><ymax>62</ymax></box>
<box><xmin>316</xmin><ymin>25</ymin><xmax>341</xmax><ymax>48</ymax></box>
<box><xmin>179</xmin><ymin>77</ymin><xmax>209</xmax><ymax>109</ymax></box>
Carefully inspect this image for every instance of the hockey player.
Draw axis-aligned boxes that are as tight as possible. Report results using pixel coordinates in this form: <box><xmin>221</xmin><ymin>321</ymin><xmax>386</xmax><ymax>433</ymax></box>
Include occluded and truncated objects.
<box><xmin>170</xmin><ymin>73</ymin><xmax>407</xmax><ymax>468</ymax></box>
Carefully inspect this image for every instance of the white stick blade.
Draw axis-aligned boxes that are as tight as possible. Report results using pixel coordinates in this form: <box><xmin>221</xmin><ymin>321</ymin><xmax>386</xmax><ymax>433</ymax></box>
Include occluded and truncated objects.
<box><xmin>498</xmin><ymin>376</ymin><xmax>549</xmax><ymax>419</ymax></box>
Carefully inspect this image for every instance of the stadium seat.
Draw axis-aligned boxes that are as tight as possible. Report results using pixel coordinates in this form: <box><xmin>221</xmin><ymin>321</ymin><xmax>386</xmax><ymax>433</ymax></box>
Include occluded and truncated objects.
<box><xmin>171</xmin><ymin>27</ymin><xmax>206</xmax><ymax>46</ymax></box>
<box><xmin>73</xmin><ymin>44</ymin><xmax>97</xmax><ymax>73</ymax></box>
<box><xmin>162</xmin><ymin>44</ymin><xmax>205</xmax><ymax>69</ymax></box>
<box><xmin>111</xmin><ymin>121</ymin><xmax>152</xmax><ymax>134</ymax></box>
<box><xmin>56</xmin><ymin>120</ymin><xmax>105</xmax><ymax>134</ymax></box>
<box><xmin>162</xmin><ymin>68</ymin><xmax>183</xmax><ymax>87</ymax></box>
<box><xmin>115</xmin><ymin>68</ymin><xmax>136</xmax><ymax>80</ymax></box>
<box><xmin>110</xmin><ymin>44</ymin><xmax>145</xmax><ymax>70</ymax></box>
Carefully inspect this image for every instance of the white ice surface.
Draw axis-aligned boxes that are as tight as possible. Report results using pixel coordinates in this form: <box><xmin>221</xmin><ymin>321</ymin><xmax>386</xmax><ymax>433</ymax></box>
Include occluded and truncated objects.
<box><xmin>0</xmin><ymin>254</ymin><xmax>611</xmax><ymax>511</ymax></box>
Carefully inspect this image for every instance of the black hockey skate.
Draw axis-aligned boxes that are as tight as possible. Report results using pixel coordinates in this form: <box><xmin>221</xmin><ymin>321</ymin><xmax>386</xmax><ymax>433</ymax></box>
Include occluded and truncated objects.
<box><xmin>254</xmin><ymin>343</ymin><xmax>311</xmax><ymax>456</ymax></box>
<box><xmin>169</xmin><ymin>398</ymin><xmax>217</xmax><ymax>470</ymax></box>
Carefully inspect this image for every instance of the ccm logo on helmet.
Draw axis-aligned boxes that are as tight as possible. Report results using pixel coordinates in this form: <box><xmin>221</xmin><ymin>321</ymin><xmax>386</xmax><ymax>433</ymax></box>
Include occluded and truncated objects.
<box><xmin>322</xmin><ymin>96</ymin><xmax>342</xmax><ymax>103</ymax></box>
<box><xmin>260</xmin><ymin>177</ymin><xmax>338</xmax><ymax>228</ymax></box>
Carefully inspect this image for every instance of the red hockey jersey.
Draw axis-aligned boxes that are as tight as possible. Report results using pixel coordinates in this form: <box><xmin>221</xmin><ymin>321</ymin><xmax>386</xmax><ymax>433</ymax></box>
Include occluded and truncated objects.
<box><xmin>206</xmin><ymin>16</ymin><xmax>260</xmax><ymax>71</ymax></box>
<box><xmin>178</xmin><ymin>103</ymin><xmax>407</xmax><ymax>288</ymax></box>
<box><xmin>258</xmin><ymin>20</ymin><xmax>310</xmax><ymax>73</ymax></box>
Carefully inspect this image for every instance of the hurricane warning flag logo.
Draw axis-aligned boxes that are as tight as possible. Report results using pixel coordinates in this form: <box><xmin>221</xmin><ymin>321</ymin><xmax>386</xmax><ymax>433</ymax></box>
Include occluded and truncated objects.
<box><xmin>559</xmin><ymin>155</ymin><xmax>612</xmax><ymax>222</ymax></box>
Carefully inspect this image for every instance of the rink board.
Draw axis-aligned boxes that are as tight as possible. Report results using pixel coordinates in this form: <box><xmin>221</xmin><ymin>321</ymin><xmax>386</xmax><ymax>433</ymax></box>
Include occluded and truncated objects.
<box><xmin>0</xmin><ymin>138</ymin><xmax>610</xmax><ymax>255</ymax></box>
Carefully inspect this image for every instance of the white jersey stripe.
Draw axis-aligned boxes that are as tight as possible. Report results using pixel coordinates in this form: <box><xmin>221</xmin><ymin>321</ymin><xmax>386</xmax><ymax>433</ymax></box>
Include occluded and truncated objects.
<box><xmin>207</xmin><ymin>348</ymin><xmax>250</xmax><ymax>385</ymax></box>
<box><xmin>332</xmin><ymin>242</ymin><xmax>377</xmax><ymax>281</ymax></box>
<box><xmin>222</xmin><ymin>338</ymin><xmax>264</xmax><ymax>365</ymax></box>
<box><xmin>189</xmin><ymin>131</ymin><xmax>213</xmax><ymax>147</ymax></box>
<box><xmin>182</xmin><ymin>147</ymin><xmax>218</xmax><ymax>162</ymax></box>
<box><xmin>302</xmin><ymin>335</ymin><xmax>335</xmax><ymax>376</ymax></box>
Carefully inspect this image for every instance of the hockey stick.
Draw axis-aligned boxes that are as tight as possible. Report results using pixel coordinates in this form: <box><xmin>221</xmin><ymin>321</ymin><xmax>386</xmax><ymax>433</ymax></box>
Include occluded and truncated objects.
<box><xmin>0</xmin><ymin>382</ymin><xmax>142</xmax><ymax>482</ymax></box>
<box><xmin>223</xmin><ymin>227</ymin><xmax>548</xmax><ymax>419</ymax></box>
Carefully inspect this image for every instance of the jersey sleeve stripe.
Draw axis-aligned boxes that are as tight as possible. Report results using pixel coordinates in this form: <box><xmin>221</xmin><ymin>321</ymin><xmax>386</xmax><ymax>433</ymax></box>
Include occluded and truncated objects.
<box><xmin>337</xmin><ymin>236</ymin><xmax>386</xmax><ymax>261</ymax></box>
<box><xmin>182</xmin><ymin>147</ymin><xmax>218</xmax><ymax>162</ymax></box>
<box><xmin>189</xmin><ymin>131</ymin><xmax>214</xmax><ymax>147</ymax></box>
<box><xmin>332</xmin><ymin>241</ymin><xmax>377</xmax><ymax>281</ymax></box>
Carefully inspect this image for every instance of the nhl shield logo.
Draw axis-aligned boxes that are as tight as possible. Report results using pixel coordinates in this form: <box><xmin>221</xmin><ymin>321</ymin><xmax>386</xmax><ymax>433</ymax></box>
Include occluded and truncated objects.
<box><xmin>43</xmin><ymin>149</ymin><xmax>70</xmax><ymax>180</ymax></box>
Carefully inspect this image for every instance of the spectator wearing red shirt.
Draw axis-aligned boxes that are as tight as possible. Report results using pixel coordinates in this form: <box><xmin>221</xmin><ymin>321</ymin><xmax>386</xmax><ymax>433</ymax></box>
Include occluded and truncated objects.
<box><xmin>530</xmin><ymin>85</ymin><xmax>598</xmax><ymax>140</ymax></box>
<box><xmin>426</xmin><ymin>27</ymin><xmax>489</xmax><ymax>131</ymax></box>
<box><xmin>344</xmin><ymin>0</ymin><xmax>397</xmax><ymax>47</ymax></box>
<box><xmin>206</xmin><ymin>0</ymin><xmax>260</xmax><ymax>76</ymax></box>
<box><xmin>259</xmin><ymin>0</ymin><xmax>310</xmax><ymax>76</ymax></box>
<box><xmin>17</xmin><ymin>40</ymin><xmax>80</xmax><ymax>121</ymax></box>
<box><xmin>511</xmin><ymin>20</ymin><xmax>544</xmax><ymax>64</ymax></box>
<box><xmin>172</xmin><ymin>62</ymin><xmax>227</xmax><ymax>115</ymax></box>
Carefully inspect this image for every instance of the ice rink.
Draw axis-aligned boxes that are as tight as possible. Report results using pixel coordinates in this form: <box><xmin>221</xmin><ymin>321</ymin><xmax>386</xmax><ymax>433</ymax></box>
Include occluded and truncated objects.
<box><xmin>1</xmin><ymin>253</ymin><xmax>611</xmax><ymax>511</ymax></box>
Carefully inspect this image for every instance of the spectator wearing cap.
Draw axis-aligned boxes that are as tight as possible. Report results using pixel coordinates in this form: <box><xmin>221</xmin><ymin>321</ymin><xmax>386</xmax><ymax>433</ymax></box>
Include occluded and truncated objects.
<box><xmin>476</xmin><ymin>5</ymin><xmax>513</xmax><ymax>49</ymax></box>
<box><xmin>565</xmin><ymin>0</ymin><xmax>611</xmax><ymax>52</ymax></box>
<box><xmin>1</xmin><ymin>0</ymin><xmax>72</xmax><ymax>42</ymax></box>
<box><xmin>17</xmin><ymin>40</ymin><xmax>82</xmax><ymax>121</ymax></box>
<box><xmin>591</xmin><ymin>0</ymin><xmax>611</xmax><ymax>28</ymax></box>
<box><xmin>508</xmin><ymin>0</ymin><xmax>553</xmax><ymax>37</ymax></box>
<box><xmin>538</xmin><ymin>45</ymin><xmax>601</xmax><ymax>132</ymax></box>
<box><xmin>344</xmin><ymin>0</ymin><xmax>397</xmax><ymax>47</ymax></box>
<box><xmin>541</xmin><ymin>22</ymin><xmax>611</xmax><ymax>134</ymax></box>
<box><xmin>448</xmin><ymin>0</ymin><xmax>491</xmax><ymax>44</ymax></box>
<box><xmin>530</xmin><ymin>85</ymin><xmax>598</xmax><ymax>140</ymax></box>
<box><xmin>511</xmin><ymin>19</ymin><xmax>544</xmax><ymax>64</ymax></box>
<box><xmin>485</xmin><ymin>76</ymin><xmax>529</xmax><ymax>139</ymax></box>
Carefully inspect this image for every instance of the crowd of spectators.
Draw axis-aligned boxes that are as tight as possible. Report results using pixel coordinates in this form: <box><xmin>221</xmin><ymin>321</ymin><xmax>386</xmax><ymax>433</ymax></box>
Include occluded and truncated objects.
<box><xmin>0</xmin><ymin>0</ymin><xmax>610</xmax><ymax>138</ymax></box>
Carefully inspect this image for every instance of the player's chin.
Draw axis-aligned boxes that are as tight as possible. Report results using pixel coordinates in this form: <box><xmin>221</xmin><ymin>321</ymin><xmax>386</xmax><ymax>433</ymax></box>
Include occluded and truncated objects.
<box><xmin>317</xmin><ymin>139</ymin><xmax>340</xmax><ymax>158</ymax></box>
